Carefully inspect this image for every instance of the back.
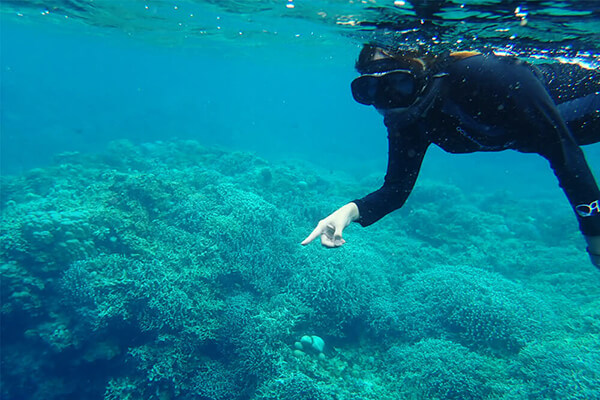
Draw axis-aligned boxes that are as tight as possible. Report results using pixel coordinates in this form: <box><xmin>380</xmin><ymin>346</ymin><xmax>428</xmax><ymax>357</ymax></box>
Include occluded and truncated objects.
<box><xmin>534</xmin><ymin>62</ymin><xmax>600</xmax><ymax>103</ymax></box>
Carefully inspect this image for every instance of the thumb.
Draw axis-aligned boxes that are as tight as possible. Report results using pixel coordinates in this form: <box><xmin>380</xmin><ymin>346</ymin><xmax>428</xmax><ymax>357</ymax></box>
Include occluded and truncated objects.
<box><xmin>333</xmin><ymin>225</ymin><xmax>344</xmax><ymax>245</ymax></box>
<box><xmin>334</xmin><ymin>225</ymin><xmax>344</xmax><ymax>239</ymax></box>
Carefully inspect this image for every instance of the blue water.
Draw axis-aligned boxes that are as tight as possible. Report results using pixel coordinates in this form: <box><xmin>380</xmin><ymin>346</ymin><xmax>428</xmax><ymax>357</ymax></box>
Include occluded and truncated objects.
<box><xmin>2</xmin><ymin>1</ymin><xmax>600</xmax><ymax>399</ymax></box>
<box><xmin>3</xmin><ymin>15</ymin><xmax>598</xmax><ymax>194</ymax></box>
<box><xmin>0</xmin><ymin>19</ymin><xmax>375</xmax><ymax>173</ymax></box>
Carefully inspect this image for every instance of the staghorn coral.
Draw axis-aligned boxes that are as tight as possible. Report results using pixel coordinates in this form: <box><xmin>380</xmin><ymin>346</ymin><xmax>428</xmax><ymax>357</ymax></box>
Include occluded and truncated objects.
<box><xmin>396</xmin><ymin>265</ymin><xmax>554</xmax><ymax>353</ymax></box>
<box><xmin>1</xmin><ymin>139</ymin><xmax>599</xmax><ymax>400</ymax></box>
<box><xmin>385</xmin><ymin>338</ymin><xmax>508</xmax><ymax>399</ymax></box>
<box><xmin>514</xmin><ymin>336</ymin><xmax>600</xmax><ymax>399</ymax></box>
<box><xmin>254</xmin><ymin>372</ymin><xmax>334</xmax><ymax>400</ymax></box>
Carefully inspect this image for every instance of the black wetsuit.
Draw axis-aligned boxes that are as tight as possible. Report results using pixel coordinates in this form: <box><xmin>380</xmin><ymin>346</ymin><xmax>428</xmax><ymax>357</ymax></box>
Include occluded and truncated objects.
<box><xmin>354</xmin><ymin>54</ymin><xmax>600</xmax><ymax>236</ymax></box>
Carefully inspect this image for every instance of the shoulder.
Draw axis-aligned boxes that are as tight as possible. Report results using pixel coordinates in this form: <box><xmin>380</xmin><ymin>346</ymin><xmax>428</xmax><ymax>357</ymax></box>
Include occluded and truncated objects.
<box><xmin>442</xmin><ymin>53</ymin><xmax>540</xmax><ymax>89</ymax></box>
<box><xmin>446</xmin><ymin>53</ymin><xmax>526</xmax><ymax>71</ymax></box>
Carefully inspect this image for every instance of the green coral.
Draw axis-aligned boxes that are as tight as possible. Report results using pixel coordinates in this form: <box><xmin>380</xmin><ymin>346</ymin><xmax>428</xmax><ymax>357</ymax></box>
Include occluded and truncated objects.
<box><xmin>385</xmin><ymin>339</ymin><xmax>506</xmax><ymax>399</ymax></box>
<box><xmin>397</xmin><ymin>265</ymin><xmax>553</xmax><ymax>353</ymax></box>
<box><xmin>1</xmin><ymin>139</ymin><xmax>599</xmax><ymax>400</ymax></box>
<box><xmin>514</xmin><ymin>336</ymin><xmax>600</xmax><ymax>399</ymax></box>
<box><xmin>254</xmin><ymin>372</ymin><xmax>334</xmax><ymax>400</ymax></box>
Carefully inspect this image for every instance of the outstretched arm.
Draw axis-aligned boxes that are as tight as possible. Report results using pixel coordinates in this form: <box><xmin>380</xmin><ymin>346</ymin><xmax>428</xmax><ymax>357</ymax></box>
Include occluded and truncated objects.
<box><xmin>302</xmin><ymin>126</ymin><xmax>429</xmax><ymax>247</ymax></box>
<box><xmin>542</xmin><ymin>136</ymin><xmax>600</xmax><ymax>267</ymax></box>
<box><xmin>533</xmin><ymin>92</ymin><xmax>600</xmax><ymax>267</ymax></box>
<box><xmin>353</xmin><ymin>127</ymin><xmax>429</xmax><ymax>227</ymax></box>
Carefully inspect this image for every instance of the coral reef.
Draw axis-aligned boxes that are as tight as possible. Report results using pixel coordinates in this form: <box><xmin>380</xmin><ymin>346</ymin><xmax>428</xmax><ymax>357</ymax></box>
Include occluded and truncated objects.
<box><xmin>396</xmin><ymin>265</ymin><xmax>553</xmax><ymax>353</ymax></box>
<box><xmin>385</xmin><ymin>339</ymin><xmax>505</xmax><ymax>399</ymax></box>
<box><xmin>1</xmin><ymin>139</ymin><xmax>599</xmax><ymax>400</ymax></box>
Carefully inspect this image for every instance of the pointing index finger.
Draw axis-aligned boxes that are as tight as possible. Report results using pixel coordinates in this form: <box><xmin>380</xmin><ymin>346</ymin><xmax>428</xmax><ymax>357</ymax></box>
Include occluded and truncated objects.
<box><xmin>301</xmin><ymin>224</ymin><xmax>324</xmax><ymax>245</ymax></box>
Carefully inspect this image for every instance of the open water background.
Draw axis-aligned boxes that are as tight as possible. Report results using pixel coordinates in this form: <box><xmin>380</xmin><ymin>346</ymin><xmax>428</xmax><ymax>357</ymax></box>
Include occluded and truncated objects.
<box><xmin>1</xmin><ymin>1</ymin><xmax>600</xmax><ymax>399</ymax></box>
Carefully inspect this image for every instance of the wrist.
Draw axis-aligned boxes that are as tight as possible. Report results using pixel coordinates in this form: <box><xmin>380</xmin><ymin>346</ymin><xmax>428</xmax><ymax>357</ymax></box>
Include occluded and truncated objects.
<box><xmin>346</xmin><ymin>202</ymin><xmax>360</xmax><ymax>222</ymax></box>
<box><xmin>584</xmin><ymin>236</ymin><xmax>600</xmax><ymax>268</ymax></box>
<box><xmin>585</xmin><ymin>235</ymin><xmax>600</xmax><ymax>254</ymax></box>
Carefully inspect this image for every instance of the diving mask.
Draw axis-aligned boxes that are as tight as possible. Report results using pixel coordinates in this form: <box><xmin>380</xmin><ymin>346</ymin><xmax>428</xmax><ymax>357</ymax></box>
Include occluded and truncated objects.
<box><xmin>351</xmin><ymin>69</ymin><xmax>422</xmax><ymax>109</ymax></box>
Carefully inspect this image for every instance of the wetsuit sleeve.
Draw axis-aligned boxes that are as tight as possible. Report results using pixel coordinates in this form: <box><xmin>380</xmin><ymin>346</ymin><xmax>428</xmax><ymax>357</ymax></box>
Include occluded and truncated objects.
<box><xmin>532</xmin><ymin>96</ymin><xmax>600</xmax><ymax>236</ymax></box>
<box><xmin>353</xmin><ymin>126</ymin><xmax>429</xmax><ymax>227</ymax></box>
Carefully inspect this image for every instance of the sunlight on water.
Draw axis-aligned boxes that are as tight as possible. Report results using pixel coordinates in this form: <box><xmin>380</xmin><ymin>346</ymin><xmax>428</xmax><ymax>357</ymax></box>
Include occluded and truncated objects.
<box><xmin>2</xmin><ymin>0</ymin><xmax>600</xmax><ymax>64</ymax></box>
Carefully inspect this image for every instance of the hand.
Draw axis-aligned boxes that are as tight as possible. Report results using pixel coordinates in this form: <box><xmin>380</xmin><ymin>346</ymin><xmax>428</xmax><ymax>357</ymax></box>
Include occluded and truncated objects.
<box><xmin>301</xmin><ymin>203</ymin><xmax>360</xmax><ymax>248</ymax></box>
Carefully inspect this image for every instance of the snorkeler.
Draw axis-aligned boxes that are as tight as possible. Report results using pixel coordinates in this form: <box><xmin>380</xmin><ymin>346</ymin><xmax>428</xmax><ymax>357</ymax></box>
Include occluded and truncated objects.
<box><xmin>302</xmin><ymin>44</ymin><xmax>600</xmax><ymax>268</ymax></box>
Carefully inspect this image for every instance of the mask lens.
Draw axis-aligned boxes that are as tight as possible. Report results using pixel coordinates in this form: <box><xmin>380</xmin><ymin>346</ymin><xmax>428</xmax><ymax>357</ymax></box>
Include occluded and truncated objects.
<box><xmin>351</xmin><ymin>75</ymin><xmax>379</xmax><ymax>105</ymax></box>
<box><xmin>383</xmin><ymin>71</ymin><xmax>415</xmax><ymax>98</ymax></box>
<box><xmin>351</xmin><ymin>70</ymin><xmax>418</xmax><ymax>109</ymax></box>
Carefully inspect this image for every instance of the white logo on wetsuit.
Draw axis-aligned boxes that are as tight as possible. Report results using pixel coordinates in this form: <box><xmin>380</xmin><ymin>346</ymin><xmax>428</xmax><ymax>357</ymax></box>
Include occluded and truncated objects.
<box><xmin>576</xmin><ymin>200</ymin><xmax>600</xmax><ymax>217</ymax></box>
